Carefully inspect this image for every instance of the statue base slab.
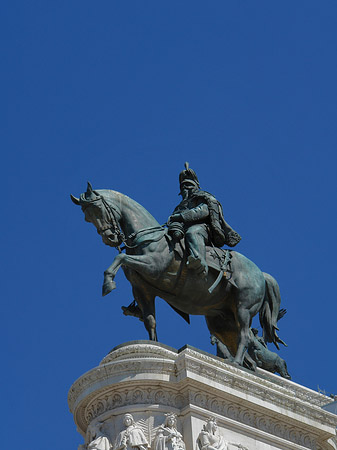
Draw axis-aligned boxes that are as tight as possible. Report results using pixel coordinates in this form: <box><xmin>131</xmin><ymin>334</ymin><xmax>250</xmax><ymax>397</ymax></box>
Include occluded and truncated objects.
<box><xmin>68</xmin><ymin>341</ymin><xmax>337</xmax><ymax>450</ymax></box>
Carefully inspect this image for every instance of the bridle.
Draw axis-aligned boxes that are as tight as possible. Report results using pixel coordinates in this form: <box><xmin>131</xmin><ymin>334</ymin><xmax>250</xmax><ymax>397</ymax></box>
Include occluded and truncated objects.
<box><xmin>88</xmin><ymin>194</ymin><xmax>166</xmax><ymax>251</ymax></box>
<box><xmin>99</xmin><ymin>196</ymin><xmax>126</xmax><ymax>247</ymax></box>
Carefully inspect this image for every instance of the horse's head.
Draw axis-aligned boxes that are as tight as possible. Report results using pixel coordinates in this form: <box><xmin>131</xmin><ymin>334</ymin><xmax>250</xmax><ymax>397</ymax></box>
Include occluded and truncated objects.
<box><xmin>210</xmin><ymin>334</ymin><xmax>218</xmax><ymax>345</ymax></box>
<box><xmin>71</xmin><ymin>182</ymin><xmax>124</xmax><ymax>247</ymax></box>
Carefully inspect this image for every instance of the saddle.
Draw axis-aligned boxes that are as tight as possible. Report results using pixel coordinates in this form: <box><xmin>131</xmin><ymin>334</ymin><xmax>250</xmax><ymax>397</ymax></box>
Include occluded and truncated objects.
<box><xmin>172</xmin><ymin>238</ymin><xmax>236</xmax><ymax>293</ymax></box>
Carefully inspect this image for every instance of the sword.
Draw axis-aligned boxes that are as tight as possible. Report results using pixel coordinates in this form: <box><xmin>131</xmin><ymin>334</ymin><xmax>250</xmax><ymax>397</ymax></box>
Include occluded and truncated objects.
<box><xmin>208</xmin><ymin>250</ymin><xmax>237</xmax><ymax>293</ymax></box>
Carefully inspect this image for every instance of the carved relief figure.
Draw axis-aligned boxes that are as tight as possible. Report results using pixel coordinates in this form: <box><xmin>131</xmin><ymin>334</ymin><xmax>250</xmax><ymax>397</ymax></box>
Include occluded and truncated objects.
<box><xmin>154</xmin><ymin>413</ymin><xmax>186</xmax><ymax>450</ymax></box>
<box><xmin>197</xmin><ymin>418</ymin><xmax>227</xmax><ymax>450</ymax></box>
<box><xmin>114</xmin><ymin>414</ymin><xmax>149</xmax><ymax>450</ymax></box>
<box><xmin>86</xmin><ymin>421</ymin><xmax>112</xmax><ymax>450</ymax></box>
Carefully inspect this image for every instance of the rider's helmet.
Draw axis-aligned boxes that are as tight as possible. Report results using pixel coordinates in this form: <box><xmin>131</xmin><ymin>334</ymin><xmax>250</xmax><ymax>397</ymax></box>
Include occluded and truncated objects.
<box><xmin>179</xmin><ymin>162</ymin><xmax>200</xmax><ymax>193</ymax></box>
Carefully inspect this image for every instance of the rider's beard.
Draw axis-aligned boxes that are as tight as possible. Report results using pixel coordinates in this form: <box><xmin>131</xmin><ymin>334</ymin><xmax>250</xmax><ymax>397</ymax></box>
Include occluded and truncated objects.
<box><xmin>181</xmin><ymin>188</ymin><xmax>189</xmax><ymax>200</ymax></box>
<box><xmin>181</xmin><ymin>186</ymin><xmax>197</xmax><ymax>201</ymax></box>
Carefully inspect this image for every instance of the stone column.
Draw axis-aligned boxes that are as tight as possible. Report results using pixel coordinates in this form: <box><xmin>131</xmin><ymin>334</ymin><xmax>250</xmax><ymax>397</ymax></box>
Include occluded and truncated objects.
<box><xmin>68</xmin><ymin>341</ymin><xmax>337</xmax><ymax>450</ymax></box>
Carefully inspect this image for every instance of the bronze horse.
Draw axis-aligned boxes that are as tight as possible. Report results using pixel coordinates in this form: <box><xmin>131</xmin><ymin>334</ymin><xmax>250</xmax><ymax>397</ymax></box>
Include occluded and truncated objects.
<box><xmin>71</xmin><ymin>183</ymin><xmax>286</xmax><ymax>366</ymax></box>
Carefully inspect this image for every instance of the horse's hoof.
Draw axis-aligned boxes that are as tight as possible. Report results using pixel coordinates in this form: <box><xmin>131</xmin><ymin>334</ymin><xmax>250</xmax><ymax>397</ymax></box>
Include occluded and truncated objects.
<box><xmin>232</xmin><ymin>361</ymin><xmax>243</xmax><ymax>369</ymax></box>
<box><xmin>102</xmin><ymin>280</ymin><xmax>116</xmax><ymax>296</ymax></box>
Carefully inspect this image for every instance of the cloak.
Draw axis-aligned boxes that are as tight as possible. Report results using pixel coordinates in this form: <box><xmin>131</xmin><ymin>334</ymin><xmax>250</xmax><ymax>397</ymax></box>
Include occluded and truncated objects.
<box><xmin>191</xmin><ymin>190</ymin><xmax>241</xmax><ymax>247</ymax></box>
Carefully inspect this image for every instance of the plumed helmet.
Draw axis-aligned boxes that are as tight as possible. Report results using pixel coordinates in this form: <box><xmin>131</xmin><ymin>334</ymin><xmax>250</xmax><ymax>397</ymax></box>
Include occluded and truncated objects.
<box><xmin>179</xmin><ymin>162</ymin><xmax>200</xmax><ymax>189</ymax></box>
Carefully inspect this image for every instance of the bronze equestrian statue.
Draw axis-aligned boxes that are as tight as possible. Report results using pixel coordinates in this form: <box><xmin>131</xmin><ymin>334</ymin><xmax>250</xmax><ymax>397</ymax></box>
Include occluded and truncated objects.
<box><xmin>71</xmin><ymin>164</ymin><xmax>286</xmax><ymax>368</ymax></box>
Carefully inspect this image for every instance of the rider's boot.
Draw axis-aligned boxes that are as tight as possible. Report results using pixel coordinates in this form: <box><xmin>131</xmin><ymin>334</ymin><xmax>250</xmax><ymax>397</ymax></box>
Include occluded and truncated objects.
<box><xmin>122</xmin><ymin>301</ymin><xmax>143</xmax><ymax>320</ymax></box>
<box><xmin>185</xmin><ymin>226</ymin><xmax>208</xmax><ymax>278</ymax></box>
<box><xmin>187</xmin><ymin>254</ymin><xmax>208</xmax><ymax>278</ymax></box>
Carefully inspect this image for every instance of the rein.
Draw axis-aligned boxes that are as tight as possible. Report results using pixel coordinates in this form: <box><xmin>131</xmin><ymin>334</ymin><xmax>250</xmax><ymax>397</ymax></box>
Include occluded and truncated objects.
<box><xmin>122</xmin><ymin>226</ymin><xmax>166</xmax><ymax>250</ymax></box>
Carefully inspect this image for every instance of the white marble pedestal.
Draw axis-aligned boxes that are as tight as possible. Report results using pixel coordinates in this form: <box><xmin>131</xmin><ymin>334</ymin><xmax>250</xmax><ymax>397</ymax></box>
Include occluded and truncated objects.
<box><xmin>68</xmin><ymin>341</ymin><xmax>337</xmax><ymax>450</ymax></box>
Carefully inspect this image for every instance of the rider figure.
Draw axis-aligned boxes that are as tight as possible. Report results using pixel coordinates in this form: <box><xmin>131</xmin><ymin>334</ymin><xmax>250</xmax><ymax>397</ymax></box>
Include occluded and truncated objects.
<box><xmin>168</xmin><ymin>162</ymin><xmax>241</xmax><ymax>278</ymax></box>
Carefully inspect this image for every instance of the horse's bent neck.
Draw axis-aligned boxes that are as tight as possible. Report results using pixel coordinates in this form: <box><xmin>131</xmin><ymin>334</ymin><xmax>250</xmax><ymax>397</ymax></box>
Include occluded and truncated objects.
<box><xmin>100</xmin><ymin>190</ymin><xmax>161</xmax><ymax>237</ymax></box>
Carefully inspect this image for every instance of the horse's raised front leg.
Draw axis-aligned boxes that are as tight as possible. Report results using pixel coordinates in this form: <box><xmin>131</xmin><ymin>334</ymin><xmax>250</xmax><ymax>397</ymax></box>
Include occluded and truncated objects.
<box><xmin>102</xmin><ymin>253</ymin><xmax>157</xmax><ymax>296</ymax></box>
<box><xmin>102</xmin><ymin>253</ymin><xmax>125</xmax><ymax>296</ymax></box>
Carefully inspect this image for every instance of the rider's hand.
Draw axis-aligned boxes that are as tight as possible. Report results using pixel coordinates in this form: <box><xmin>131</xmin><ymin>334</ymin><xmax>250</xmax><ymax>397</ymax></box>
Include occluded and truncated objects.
<box><xmin>169</xmin><ymin>214</ymin><xmax>182</xmax><ymax>222</ymax></box>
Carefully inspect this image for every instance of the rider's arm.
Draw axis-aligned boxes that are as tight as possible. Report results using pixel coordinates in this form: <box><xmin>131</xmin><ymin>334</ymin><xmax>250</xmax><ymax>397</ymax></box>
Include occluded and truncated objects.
<box><xmin>180</xmin><ymin>203</ymin><xmax>209</xmax><ymax>223</ymax></box>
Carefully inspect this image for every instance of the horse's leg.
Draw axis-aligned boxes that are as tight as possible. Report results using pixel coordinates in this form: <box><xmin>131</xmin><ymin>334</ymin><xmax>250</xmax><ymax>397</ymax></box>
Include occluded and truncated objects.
<box><xmin>102</xmin><ymin>253</ymin><xmax>124</xmax><ymax>295</ymax></box>
<box><xmin>132</xmin><ymin>286</ymin><xmax>157</xmax><ymax>341</ymax></box>
<box><xmin>102</xmin><ymin>253</ymin><xmax>158</xmax><ymax>296</ymax></box>
<box><xmin>205</xmin><ymin>316</ymin><xmax>235</xmax><ymax>362</ymax></box>
<box><xmin>233</xmin><ymin>307</ymin><xmax>252</xmax><ymax>366</ymax></box>
<box><xmin>243</xmin><ymin>331</ymin><xmax>258</xmax><ymax>371</ymax></box>
<box><xmin>243</xmin><ymin>351</ymin><xmax>257</xmax><ymax>371</ymax></box>
<box><xmin>142</xmin><ymin>301</ymin><xmax>157</xmax><ymax>341</ymax></box>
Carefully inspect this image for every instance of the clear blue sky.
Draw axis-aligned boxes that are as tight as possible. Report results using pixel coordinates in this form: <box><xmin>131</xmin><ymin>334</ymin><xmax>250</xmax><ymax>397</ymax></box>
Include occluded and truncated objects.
<box><xmin>2</xmin><ymin>2</ymin><xmax>337</xmax><ymax>449</ymax></box>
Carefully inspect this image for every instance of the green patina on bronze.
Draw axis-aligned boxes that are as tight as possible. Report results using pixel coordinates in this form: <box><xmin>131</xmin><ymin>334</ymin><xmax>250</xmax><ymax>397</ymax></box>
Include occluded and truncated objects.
<box><xmin>71</xmin><ymin>163</ymin><xmax>287</xmax><ymax>370</ymax></box>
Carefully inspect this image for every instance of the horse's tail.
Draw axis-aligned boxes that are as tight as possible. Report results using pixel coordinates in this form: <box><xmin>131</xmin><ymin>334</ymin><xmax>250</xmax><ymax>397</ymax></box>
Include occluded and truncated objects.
<box><xmin>259</xmin><ymin>272</ymin><xmax>287</xmax><ymax>349</ymax></box>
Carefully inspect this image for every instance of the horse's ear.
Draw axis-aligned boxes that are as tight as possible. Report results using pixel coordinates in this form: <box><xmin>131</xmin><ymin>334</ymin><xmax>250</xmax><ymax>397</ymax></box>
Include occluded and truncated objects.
<box><xmin>70</xmin><ymin>194</ymin><xmax>80</xmax><ymax>205</ymax></box>
<box><xmin>87</xmin><ymin>181</ymin><xmax>93</xmax><ymax>194</ymax></box>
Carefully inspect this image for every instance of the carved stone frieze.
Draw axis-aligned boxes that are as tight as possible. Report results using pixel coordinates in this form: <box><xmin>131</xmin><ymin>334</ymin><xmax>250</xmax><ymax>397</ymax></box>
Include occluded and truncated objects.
<box><xmin>85</xmin><ymin>387</ymin><xmax>188</xmax><ymax>423</ymax></box>
<box><xmin>179</xmin><ymin>347</ymin><xmax>330</xmax><ymax>407</ymax></box>
<box><xmin>177</xmin><ymin>350</ymin><xmax>337</xmax><ymax>428</ymax></box>
<box><xmin>76</xmin><ymin>383</ymin><xmax>322</xmax><ymax>448</ymax></box>
<box><xmin>188</xmin><ymin>388</ymin><xmax>318</xmax><ymax>449</ymax></box>
<box><xmin>69</xmin><ymin>359</ymin><xmax>176</xmax><ymax>412</ymax></box>
<box><xmin>69</xmin><ymin>342</ymin><xmax>337</xmax><ymax>450</ymax></box>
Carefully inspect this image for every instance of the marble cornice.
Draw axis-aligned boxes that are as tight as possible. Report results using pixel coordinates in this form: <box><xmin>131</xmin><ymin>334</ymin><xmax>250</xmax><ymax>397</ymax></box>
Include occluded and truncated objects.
<box><xmin>68</xmin><ymin>341</ymin><xmax>337</xmax><ymax>447</ymax></box>
<box><xmin>176</xmin><ymin>348</ymin><xmax>337</xmax><ymax>429</ymax></box>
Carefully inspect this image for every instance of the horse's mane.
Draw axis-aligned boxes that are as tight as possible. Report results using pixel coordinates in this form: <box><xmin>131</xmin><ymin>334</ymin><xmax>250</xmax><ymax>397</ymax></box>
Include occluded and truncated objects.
<box><xmin>97</xmin><ymin>189</ymin><xmax>161</xmax><ymax>227</ymax></box>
